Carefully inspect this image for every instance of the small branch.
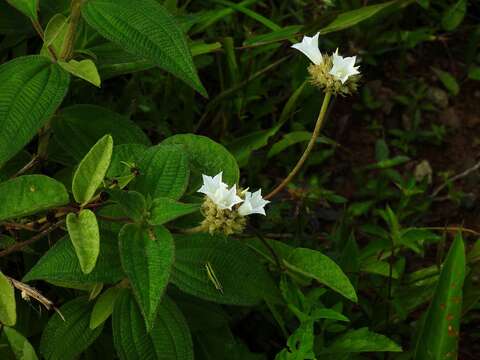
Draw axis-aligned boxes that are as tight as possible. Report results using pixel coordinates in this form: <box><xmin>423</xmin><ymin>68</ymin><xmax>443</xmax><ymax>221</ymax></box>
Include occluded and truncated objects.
<box><xmin>265</xmin><ymin>91</ymin><xmax>332</xmax><ymax>200</ymax></box>
<box><xmin>431</xmin><ymin>160</ymin><xmax>480</xmax><ymax>198</ymax></box>
<box><xmin>10</xmin><ymin>155</ymin><xmax>40</xmax><ymax>179</ymax></box>
<box><xmin>0</xmin><ymin>220</ymin><xmax>65</xmax><ymax>258</ymax></box>
<box><xmin>0</xmin><ymin>221</ymin><xmax>39</xmax><ymax>232</ymax></box>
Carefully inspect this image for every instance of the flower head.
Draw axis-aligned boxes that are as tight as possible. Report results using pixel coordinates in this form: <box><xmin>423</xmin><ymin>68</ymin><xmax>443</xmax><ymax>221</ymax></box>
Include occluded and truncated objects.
<box><xmin>328</xmin><ymin>49</ymin><xmax>360</xmax><ymax>84</ymax></box>
<box><xmin>291</xmin><ymin>33</ymin><xmax>323</xmax><ymax>65</ymax></box>
<box><xmin>198</xmin><ymin>172</ymin><xmax>242</xmax><ymax>210</ymax></box>
<box><xmin>238</xmin><ymin>190</ymin><xmax>270</xmax><ymax>216</ymax></box>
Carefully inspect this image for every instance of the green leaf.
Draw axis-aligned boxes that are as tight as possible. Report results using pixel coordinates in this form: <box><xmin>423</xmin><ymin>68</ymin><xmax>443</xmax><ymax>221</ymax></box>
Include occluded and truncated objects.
<box><xmin>0</xmin><ymin>271</ymin><xmax>16</xmax><ymax>326</ymax></box>
<box><xmin>119</xmin><ymin>224</ymin><xmax>175</xmax><ymax>330</ymax></box>
<box><xmin>171</xmin><ymin>233</ymin><xmax>279</xmax><ymax>306</ymax></box>
<box><xmin>0</xmin><ymin>1</ymin><xmax>33</xmax><ymax>35</ymax></box>
<box><xmin>58</xmin><ymin>59</ymin><xmax>101</xmax><ymax>87</ymax></box>
<box><xmin>132</xmin><ymin>144</ymin><xmax>189</xmax><ymax>200</ymax></box>
<box><xmin>0</xmin><ymin>55</ymin><xmax>69</xmax><ymax>167</ymax></box>
<box><xmin>44</xmin><ymin>13</ymin><xmax>68</xmax><ymax>47</ymax></box>
<box><xmin>107</xmin><ymin>143</ymin><xmax>148</xmax><ymax>178</ymax></box>
<box><xmin>52</xmin><ymin>104</ymin><xmax>149</xmax><ymax>162</ymax></box>
<box><xmin>3</xmin><ymin>327</ymin><xmax>38</xmax><ymax>360</ymax></box>
<box><xmin>432</xmin><ymin>67</ymin><xmax>459</xmax><ymax>96</ymax></box>
<box><xmin>311</xmin><ymin>308</ymin><xmax>350</xmax><ymax>322</ymax></box>
<box><xmin>268</xmin><ymin>131</ymin><xmax>312</xmax><ymax>159</ymax></box>
<box><xmin>6</xmin><ymin>0</ymin><xmax>38</xmax><ymax>20</ymax></box>
<box><xmin>228</xmin><ymin>127</ymin><xmax>280</xmax><ymax>167</ymax></box>
<box><xmin>82</xmin><ymin>0</ymin><xmax>206</xmax><ymax>96</ymax></box>
<box><xmin>40</xmin><ymin>297</ymin><xmax>104</xmax><ymax>360</ymax></box>
<box><xmin>108</xmin><ymin>189</ymin><xmax>146</xmax><ymax>222</ymax></box>
<box><xmin>285</xmin><ymin>248</ymin><xmax>357</xmax><ymax>302</ymax></box>
<box><xmin>0</xmin><ymin>175</ymin><xmax>69</xmax><ymax>221</ymax></box>
<box><xmin>467</xmin><ymin>66</ymin><xmax>480</xmax><ymax>81</ymax></box>
<box><xmin>23</xmin><ymin>232</ymin><xmax>124</xmax><ymax>285</ymax></box>
<box><xmin>319</xmin><ymin>1</ymin><xmax>398</xmax><ymax>34</ymax></box>
<box><xmin>320</xmin><ymin>328</ymin><xmax>402</xmax><ymax>354</ymax></box>
<box><xmin>148</xmin><ymin>197</ymin><xmax>200</xmax><ymax>225</ymax></box>
<box><xmin>414</xmin><ymin>234</ymin><xmax>466</xmax><ymax>360</ymax></box>
<box><xmin>113</xmin><ymin>291</ymin><xmax>193</xmax><ymax>360</ymax></box>
<box><xmin>72</xmin><ymin>134</ymin><xmax>113</xmax><ymax>205</ymax></box>
<box><xmin>89</xmin><ymin>287</ymin><xmax>121</xmax><ymax>329</ymax></box>
<box><xmin>162</xmin><ymin>134</ymin><xmax>239</xmax><ymax>188</ymax></box>
<box><xmin>441</xmin><ymin>0</ymin><xmax>467</xmax><ymax>31</ymax></box>
<box><xmin>66</xmin><ymin>209</ymin><xmax>100</xmax><ymax>274</ymax></box>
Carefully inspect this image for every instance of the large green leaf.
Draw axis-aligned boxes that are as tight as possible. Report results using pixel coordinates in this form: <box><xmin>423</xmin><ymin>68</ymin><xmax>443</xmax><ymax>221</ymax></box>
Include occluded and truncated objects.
<box><xmin>162</xmin><ymin>134</ymin><xmax>240</xmax><ymax>188</ymax></box>
<box><xmin>148</xmin><ymin>197</ymin><xmax>200</xmax><ymax>225</ymax></box>
<box><xmin>52</xmin><ymin>104</ymin><xmax>149</xmax><ymax>161</ymax></box>
<box><xmin>82</xmin><ymin>0</ymin><xmax>206</xmax><ymax>96</ymax></box>
<box><xmin>0</xmin><ymin>271</ymin><xmax>16</xmax><ymax>326</ymax></box>
<box><xmin>171</xmin><ymin>233</ymin><xmax>279</xmax><ymax>305</ymax></box>
<box><xmin>0</xmin><ymin>175</ymin><xmax>69</xmax><ymax>221</ymax></box>
<box><xmin>72</xmin><ymin>134</ymin><xmax>113</xmax><ymax>205</ymax></box>
<box><xmin>113</xmin><ymin>291</ymin><xmax>193</xmax><ymax>360</ymax></box>
<box><xmin>5</xmin><ymin>0</ymin><xmax>38</xmax><ymax>20</ymax></box>
<box><xmin>441</xmin><ymin>0</ymin><xmax>466</xmax><ymax>31</ymax></box>
<box><xmin>40</xmin><ymin>297</ymin><xmax>104</xmax><ymax>360</ymax></box>
<box><xmin>320</xmin><ymin>328</ymin><xmax>402</xmax><ymax>354</ymax></box>
<box><xmin>285</xmin><ymin>248</ymin><xmax>357</xmax><ymax>302</ymax></box>
<box><xmin>23</xmin><ymin>232</ymin><xmax>124</xmax><ymax>286</ymax></box>
<box><xmin>119</xmin><ymin>224</ymin><xmax>175</xmax><ymax>330</ymax></box>
<box><xmin>66</xmin><ymin>209</ymin><xmax>100</xmax><ymax>274</ymax></box>
<box><xmin>414</xmin><ymin>234</ymin><xmax>466</xmax><ymax>360</ymax></box>
<box><xmin>3</xmin><ymin>327</ymin><xmax>38</xmax><ymax>360</ymax></box>
<box><xmin>0</xmin><ymin>55</ymin><xmax>69</xmax><ymax>167</ymax></box>
<box><xmin>131</xmin><ymin>144</ymin><xmax>190</xmax><ymax>200</ymax></box>
<box><xmin>320</xmin><ymin>1</ymin><xmax>398</xmax><ymax>34</ymax></box>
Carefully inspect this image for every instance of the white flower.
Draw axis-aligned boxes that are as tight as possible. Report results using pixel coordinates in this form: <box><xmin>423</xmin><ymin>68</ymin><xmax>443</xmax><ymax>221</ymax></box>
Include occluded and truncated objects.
<box><xmin>238</xmin><ymin>190</ymin><xmax>270</xmax><ymax>216</ymax></box>
<box><xmin>328</xmin><ymin>49</ymin><xmax>360</xmax><ymax>84</ymax></box>
<box><xmin>198</xmin><ymin>173</ymin><xmax>243</xmax><ymax>210</ymax></box>
<box><xmin>291</xmin><ymin>33</ymin><xmax>323</xmax><ymax>65</ymax></box>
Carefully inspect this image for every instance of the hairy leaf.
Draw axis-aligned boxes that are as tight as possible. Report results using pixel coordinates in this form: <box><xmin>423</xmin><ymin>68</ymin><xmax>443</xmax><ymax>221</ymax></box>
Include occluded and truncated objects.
<box><xmin>113</xmin><ymin>291</ymin><xmax>193</xmax><ymax>360</ymax></box>
<box><xmin>66</xmin><ymin>209</ymin><xmax>100</xmax><ymax>274</ymax></box>
<box><xmin>72</xmin><ymin>134</ymin><xmax>113</xmax><ymax>205</ymax></box>
<box><xmin>40</xmin><ymin>297</ymin><xmax>104</xmax><ymax>360</ymax></box>
<box><xmin>119</xmin><ymin>224</ymin><xmax>175</xmax><ymax>330</ymax></box>
<box><xmin>148</xmin><ymin>197</ymin><xmax>200</xmax><ymax>225</ymax></box>
<box><xmin>0</xmin><ymin>56</ymin><xmax>69</xmax><ymax>167</ymax></box>
<box><xmin>82</xmin><ymin>0</ymin><xmax>206</xmax><ymax>96</ymax></box>
<box><xmin>0</xmin><ymin>175</ymin><xmax>69</xmax><ymax>221</ymax></box>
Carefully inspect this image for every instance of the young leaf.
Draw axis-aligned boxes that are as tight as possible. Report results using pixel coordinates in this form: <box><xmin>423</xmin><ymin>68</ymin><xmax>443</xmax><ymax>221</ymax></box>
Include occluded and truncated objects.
<box><xmin>66</xmin><ymin>209</ymin><xmax>100</xmax><ymax>274</ymax></box>
<box><xmin>40</xmin><ymin>297</ymin><xmax>104</xmax><ymax>360</ymax></box>
<box><xmin>441</xmin><ymin>0</ymin><xmax>467</xmax><ymax>31</ymax></box>
<box><xmin>171</xmin><ymin>233</ymin><xmax>279</xmax><ymax>305</ymax></box>
<box><xmin>52</xmin><ymin>104</ymin><xmax>150</xmax><ymax>162</ymax></box>
<box><xmin>118</xmin><ymin>224</ymin><xmax>175</xmax><ymax>330</ymax></box>
<box><xmin>23</xmin><ymin>232</ymin><xmax>124</xmax><ymax>286</ymax></box>
<box><xmin>58</xmin><ymin>59</ymin><xmax>101</xmax><ymax>87</ymax></box>
<box><xmin>81</xmin><ymin>0</ymin><xmax>206</xmax><ymax>96</ymax></box>
<box><xmin>0</xmin><ymin>175</ymin><xmax>69</xmax><ymax>221</ymax></box>
<box><xmin>6</xmin><ymin>0</ymin><xmax>38</xmax><ymax>20</ymax></box>
<box><xmin>414</xmin><ymin>234</ymin><xmax>466</xmax><ymax>360</ymax></box>
<box><xmin>285</xmin><ymin>248</ymin><xmax>358</xmax><ymax>302</ymax></box>
<box><xmin>162</xmin><ymin>134</ymin><xmax>240</xmax><ymax>188</ymax></box>
<box><xmin>320</xmin><ymin>328</ymin><xmax>402</xmax><ymax>354</ymax></box>
<box><xmin>90</xmin><ymin>287</ymin><xmax>121</xmax><ymax>329</ymax></box>
<box><xmin>43</xmin><ymin>13</ymin><xmax>68</xmax><ymax>47</ymax></box>
<box><xmin>131</xmin><ymin>144</ymin><xmax>190</xmax><ymax>200</ymax></box>
<box><xmin>0</xmin><ymin>56</ymin><xmax>69</xmax><ymax>167</ymax></box>
<box><xmin>112</xmin><ymin>291</ymin><xmax>193</xmax><ymax>360</ymax></box>
<box><xmin>72</xmin><ymin>134</ymin><xmax>113</xmax><ymax>205</ymax></box>
<box><xmin>0</xmin><ymin>271</ymin><xmax>16</xmax><ymax>326</ymax></box>
<box><xmin>148</xmin><ymin>197</ymin><xmax>200</xmax><ymax>225</ymax></box>
<box><xmin>3</xmin><ymin>327</ymin><xmax>39</xmax><ymax>360</ymax></box>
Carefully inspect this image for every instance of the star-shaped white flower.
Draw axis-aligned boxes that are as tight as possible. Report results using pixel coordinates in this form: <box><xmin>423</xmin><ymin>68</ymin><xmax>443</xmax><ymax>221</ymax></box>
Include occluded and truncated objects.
<box><xmin>328</xmin><ymin>49</ymin><xmax>360</xmax><ymax>84</ymax></box>
<box><xmin>238</xmin><ymin>190</ymin><xmax>270</xmax><ymax>216</ymax></box>
<box><xmin>198</xmin><ymin>173</ymin><xmax>243</xmax><ymax>210</ymax></box>
<box><xmin>291</xmin><ymin>32</ymin><xmax>323</xmax><ymax>65</ymax></box>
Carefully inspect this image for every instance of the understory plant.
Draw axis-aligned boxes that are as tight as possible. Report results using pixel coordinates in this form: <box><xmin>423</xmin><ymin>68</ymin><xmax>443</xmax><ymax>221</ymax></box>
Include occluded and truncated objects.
<box><xmin>0</xmin><ymin>0</ymin><xmax>478</xmax><ymax>359</ymax></box>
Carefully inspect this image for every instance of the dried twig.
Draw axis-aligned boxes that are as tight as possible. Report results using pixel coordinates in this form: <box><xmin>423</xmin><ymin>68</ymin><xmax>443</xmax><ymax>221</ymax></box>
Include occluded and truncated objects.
<box><xmin>431</xmin><ymin>160</ymin><xmax>480</xmax><ymax>198</ymax></box>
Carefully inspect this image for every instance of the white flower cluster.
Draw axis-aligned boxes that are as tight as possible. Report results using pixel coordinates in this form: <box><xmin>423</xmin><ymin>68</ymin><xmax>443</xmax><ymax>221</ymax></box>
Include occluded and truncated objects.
<box><xmin>198</xmin><ymin>172</ymin><xmax>269</xmax><ymax>216</ymax></box>
<box><xmin>292</xmin><ymin>32</ymin><xmax>360</xmax><ymax>84</ymax></box>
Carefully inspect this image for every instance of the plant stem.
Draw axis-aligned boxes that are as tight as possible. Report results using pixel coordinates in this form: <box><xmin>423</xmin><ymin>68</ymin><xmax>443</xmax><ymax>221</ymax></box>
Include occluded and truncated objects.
<box><xmin>265</xmin><ymin>91</ymin><xmax>332</xmax><ymax>200</ymax></box>
<box><xmin>60</xmin><ymin>0</ymin><xmax>83</xmax><ymax>61</ymax></box>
